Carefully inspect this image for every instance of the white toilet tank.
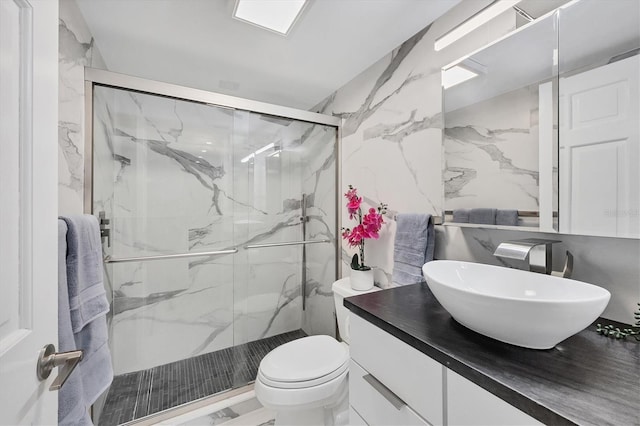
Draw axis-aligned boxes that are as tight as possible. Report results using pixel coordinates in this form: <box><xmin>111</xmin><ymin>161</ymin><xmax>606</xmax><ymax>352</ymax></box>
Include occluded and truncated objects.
<box><xmin>332</xmin><ymin>278</ymin><xmax>381</xmax><ymax>344</ymax></box>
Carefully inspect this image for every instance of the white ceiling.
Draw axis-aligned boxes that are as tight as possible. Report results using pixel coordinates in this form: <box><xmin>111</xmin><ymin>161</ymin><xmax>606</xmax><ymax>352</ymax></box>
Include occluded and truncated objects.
<box><xmin>75</xmin><ymin>0</ymin><xmax>461</xmax><ymax>110</ymax></box>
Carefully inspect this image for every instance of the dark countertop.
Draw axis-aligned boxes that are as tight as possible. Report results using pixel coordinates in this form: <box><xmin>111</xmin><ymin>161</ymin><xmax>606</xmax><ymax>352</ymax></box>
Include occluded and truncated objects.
<box><xmin>345</xmin><ymin>283</ymin><xmax>640</xmax><ymax>426</ymax></box>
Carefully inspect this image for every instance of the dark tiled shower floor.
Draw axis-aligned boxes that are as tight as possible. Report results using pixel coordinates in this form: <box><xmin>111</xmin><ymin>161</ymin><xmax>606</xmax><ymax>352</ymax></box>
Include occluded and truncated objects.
<box><xmin>99</xmin><ymin>329</ymin><xmax>307</xmax><ymax>425</ymax></box>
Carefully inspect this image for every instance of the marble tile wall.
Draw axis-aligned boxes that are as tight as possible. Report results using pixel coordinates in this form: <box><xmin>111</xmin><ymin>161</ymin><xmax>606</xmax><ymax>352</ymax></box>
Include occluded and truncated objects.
<box><xmin>59</xmin><ymin>0</ymin><xmax>106</xmax><ymax>216</ymax></box>
<box><xmin>314</xmin><ymin>1</ymin><xmax>517</xmax><ymax>287</ymax></box>
<box><xmin>316</xmin><ymin>0</ymin><xmax>639</xmax><ymax>323</ymax></box>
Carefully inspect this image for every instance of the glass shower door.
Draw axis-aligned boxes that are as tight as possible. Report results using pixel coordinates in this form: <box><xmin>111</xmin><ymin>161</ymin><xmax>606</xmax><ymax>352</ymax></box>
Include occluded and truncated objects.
<box><xmin>235</xmin><ymin>112</ymin><xmax>306</xmax><ymax>355</ymax></box>
<box><xmin>90</xmin><ymin>81</ymin><xmax>338</xmax><ymax>425</ymax></box>
<box><xmin>233</xmin><ymin>111</ymin><xmax>339</xmax><ymax>370</ymax></box>
<box><xmin>92</xmin><ymin>85</ymin><xmax>249</xmax><ymax>423</ymax></box>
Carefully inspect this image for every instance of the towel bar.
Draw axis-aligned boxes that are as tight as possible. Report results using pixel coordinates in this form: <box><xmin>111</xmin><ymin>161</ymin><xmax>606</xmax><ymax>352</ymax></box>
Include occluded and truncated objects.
<box><xmin>245</xmin><ymin>239</ymin><xmax>331</xmax><ymax>249</ymax></box>
<box><xmin>103</xmin><ymin>248</ymin><xmax>238</xmax><ymax>263</ymax></box>
<box><xmin>443</xmin><ymin>210</ymin><xmax>558</xmax><ymax>218</ymax></box>
<box><xmin>392</xmin><ymin>214</ymin><xmax>443</xmax><ymax>225</ymax></box>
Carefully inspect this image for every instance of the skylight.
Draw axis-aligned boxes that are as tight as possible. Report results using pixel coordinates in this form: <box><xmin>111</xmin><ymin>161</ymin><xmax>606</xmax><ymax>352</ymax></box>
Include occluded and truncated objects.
<box><xmin>233</xmin><ymin>0</ymin><xmax>307</xmax><ymax>35</ymax></box>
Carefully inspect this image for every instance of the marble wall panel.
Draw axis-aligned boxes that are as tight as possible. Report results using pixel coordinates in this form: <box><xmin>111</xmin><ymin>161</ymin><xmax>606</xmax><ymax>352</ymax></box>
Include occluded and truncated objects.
<box><xmin>59</xmin><ymin>0</ymin><xmax>106</xmax><ymax>215</ymax></box>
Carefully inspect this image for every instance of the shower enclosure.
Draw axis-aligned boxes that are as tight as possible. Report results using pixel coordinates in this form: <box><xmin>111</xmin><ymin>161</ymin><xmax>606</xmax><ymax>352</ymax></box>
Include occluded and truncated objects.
<box><xmin>84</xmin><ymin>69</ymin><xmax>339</xmax><ymax>424</ymax></box>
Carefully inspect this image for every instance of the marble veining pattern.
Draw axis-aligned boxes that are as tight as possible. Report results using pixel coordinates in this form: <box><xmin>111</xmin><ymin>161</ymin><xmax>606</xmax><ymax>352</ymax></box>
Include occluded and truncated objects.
<box><xmin>58</xmin><ymin>0</ymin><xmax>107</xmax><ymax>215</ymax></box>
<box><xmin>444</xmin><ymin>87</ymin><xmax>540</xmax><ymax>211</ymax></box>
<box><xmin>316</xmin><ymin>25</ymin><xmax>443</xmax><ymax>287</ymax></box>
<box><xmin>333</xmin><ymin>25</ymin><xmax>432</xmax><ymax>138</ymax></box>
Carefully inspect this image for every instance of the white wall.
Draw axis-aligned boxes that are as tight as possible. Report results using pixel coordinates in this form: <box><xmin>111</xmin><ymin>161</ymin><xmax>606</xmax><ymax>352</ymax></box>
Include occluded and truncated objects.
<box><xmin>316</xmin><ymin>1</ymin><xmax>639</xmax><ymax>324</ymax></box>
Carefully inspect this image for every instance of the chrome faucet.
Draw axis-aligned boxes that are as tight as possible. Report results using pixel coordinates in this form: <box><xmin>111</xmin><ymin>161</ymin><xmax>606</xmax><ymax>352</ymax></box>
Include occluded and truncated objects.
<box><xmin>493</xmin><ymin>238</ymin><xmax>573</xmax><ymax>278</ymax></box>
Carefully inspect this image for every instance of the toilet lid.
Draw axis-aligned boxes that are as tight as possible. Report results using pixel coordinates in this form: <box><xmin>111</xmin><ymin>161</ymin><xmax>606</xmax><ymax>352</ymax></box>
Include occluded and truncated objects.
<box><xmin>259</xmin><ymin>335</ymin><xmax>349</xmax><ymax>384</ymax></box>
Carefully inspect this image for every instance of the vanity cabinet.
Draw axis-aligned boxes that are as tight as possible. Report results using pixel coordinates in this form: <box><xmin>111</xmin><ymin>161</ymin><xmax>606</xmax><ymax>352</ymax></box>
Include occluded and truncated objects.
<box><xmin>447</xmin><ymin>369</ymin><xmax>543</xmax><ymax>426</ymax></box>
<box><xmin>349</xmin><ymin>314</ymin><xmax>541</xmax><ymax>426</ymax></box>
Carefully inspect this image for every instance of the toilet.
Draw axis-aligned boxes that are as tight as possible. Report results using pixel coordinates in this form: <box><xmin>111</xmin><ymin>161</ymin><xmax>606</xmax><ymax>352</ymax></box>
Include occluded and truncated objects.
<box><xmin>254</xmin><ymin>277</ymin><xmax>382</xmax><ymax>425</ymax></box>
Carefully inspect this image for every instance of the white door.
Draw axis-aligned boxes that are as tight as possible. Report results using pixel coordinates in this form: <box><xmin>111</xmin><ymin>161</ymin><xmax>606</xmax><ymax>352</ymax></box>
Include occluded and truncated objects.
<box><xmin>559</xmin><ymin>55</ymin><xmax>640</xmax><ymax>237</ymax></box>
<box><xmin>0</xmin><ymin>0</ymin><xmax>59</xmax><ymax>424</ymax></box>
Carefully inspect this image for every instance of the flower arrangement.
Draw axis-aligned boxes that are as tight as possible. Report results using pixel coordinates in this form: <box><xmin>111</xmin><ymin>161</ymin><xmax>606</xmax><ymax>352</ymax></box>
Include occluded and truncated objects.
<box><xmin>341</xmin><ymin>185</ymin><xmax>387</xmax><ymax>271</ymax></box>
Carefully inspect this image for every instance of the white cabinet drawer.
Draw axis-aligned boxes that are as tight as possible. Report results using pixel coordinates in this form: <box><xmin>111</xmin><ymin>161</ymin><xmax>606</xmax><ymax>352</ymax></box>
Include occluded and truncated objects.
<box><xmin>350</xmin><ymin>314</ymin><xmax>443</xmax><ymax>426</ymax></box>
<box><xmin>447</xmin><ymin>370</ymin><xmax>543</xmax><ymax>426</ymax></box>
<box><xmin>350</xmin><ymin>360</ymin><xmax>430</xmax><ymax>426</ymax></box>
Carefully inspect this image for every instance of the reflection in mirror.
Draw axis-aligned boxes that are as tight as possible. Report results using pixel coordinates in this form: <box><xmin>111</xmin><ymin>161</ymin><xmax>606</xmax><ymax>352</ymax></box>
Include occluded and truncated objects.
<box><xmin>443</xmin><ymin>11</ymin><xmax>559</xmax><ymax>231</ymax></box>
<box><xmin>558</xmin><ymin>0</ymin><xmax>639</xmax><ymax>238</ymax></box>
<box><xmin>442</xmin><ymin>0</ymin><xmax>640</xmax><ymax>238</ymax></box>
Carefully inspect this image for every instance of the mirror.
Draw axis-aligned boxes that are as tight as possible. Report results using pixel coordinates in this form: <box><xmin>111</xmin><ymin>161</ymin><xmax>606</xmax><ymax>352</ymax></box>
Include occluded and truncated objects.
<box><xmin>442</xmin><ymin>0</ymin><xmax>640</xmax><ymax>238</ymax></box>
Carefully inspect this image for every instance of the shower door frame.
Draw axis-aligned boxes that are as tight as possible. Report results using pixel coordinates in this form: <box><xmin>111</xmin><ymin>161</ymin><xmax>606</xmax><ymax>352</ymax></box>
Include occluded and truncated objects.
<box><xmin>83</xmin><ymin>67</ymin><xmax>342</xmax><ymax>283</ymax></box>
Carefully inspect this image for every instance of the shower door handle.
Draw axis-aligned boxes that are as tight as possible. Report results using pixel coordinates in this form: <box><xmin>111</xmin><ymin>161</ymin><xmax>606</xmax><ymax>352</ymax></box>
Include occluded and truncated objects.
<box><xmin>245</xmin><ymin>239</ymin><xmax>331</xmax><ymax>249</ymax></box>
<box><xmin>36</xmin><ymin>344</ymin><xmax>84</xmax><ymax>391</ymax></box>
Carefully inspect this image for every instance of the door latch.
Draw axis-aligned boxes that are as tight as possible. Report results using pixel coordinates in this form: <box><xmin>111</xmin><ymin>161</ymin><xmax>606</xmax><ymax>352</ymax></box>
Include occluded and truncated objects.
<box><xmin>36</xmin><ymin>344</ymin><xmax>84</xmax><ymax>391</ymax></box>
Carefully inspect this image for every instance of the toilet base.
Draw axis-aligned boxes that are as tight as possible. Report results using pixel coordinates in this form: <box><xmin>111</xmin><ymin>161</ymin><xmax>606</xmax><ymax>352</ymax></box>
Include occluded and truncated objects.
<box><xmin>272</xmin><ymin>387</ymin><xmax>348</xmax><ymax>426</ymax></box>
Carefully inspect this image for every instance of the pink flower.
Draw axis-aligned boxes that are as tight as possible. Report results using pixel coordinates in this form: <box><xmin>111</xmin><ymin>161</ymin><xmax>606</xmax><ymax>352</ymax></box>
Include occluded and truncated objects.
<box><xmin>340</xmin><ymin>185</ymin><xmax>387</xmax><ymax>268</ymax></box>
<box><xmin>363</xmin><ymin>208</ymin><xmax>383</xmax><ymax>225</ymax></box>
<box><xmin>362</xmin><ymin>208</ymin><xmax>384</xmax><ymax>239</ymax></box>
<box><xmin>346</xmin><ymin>225</ymin><xmax>365</xmax><ymax>247</ymax></box>
<box><xmin>344</xmin><ymin>187</ymin><xmax>358</xmax><ymax>201</ymax></box>
<box><xmin>347</xmin><ymin>196</ymin><xmax>362</xmax><ymax>219</ymax></box>
<box><xmin>344</xmin><ymin>186</ymin><xmax>362</xmax><ymax>219</ymax></box>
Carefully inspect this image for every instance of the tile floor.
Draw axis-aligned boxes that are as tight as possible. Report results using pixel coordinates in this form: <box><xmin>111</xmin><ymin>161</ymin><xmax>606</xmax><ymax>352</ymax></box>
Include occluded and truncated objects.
<box><xmin>99</xmin><ymin>330</ymin><xmax>305</xmax><ymax>425</ymax></box>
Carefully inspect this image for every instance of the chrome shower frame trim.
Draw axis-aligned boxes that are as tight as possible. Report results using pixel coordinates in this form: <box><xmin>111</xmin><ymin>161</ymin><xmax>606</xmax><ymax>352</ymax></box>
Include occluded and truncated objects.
<box><xmin>84</xmin><ymin>68</ymin><xmax>340</xmax><ymax>127</ymax></box>
<box><xmin>336</xmin><ymin>124</ymin><xmax>342</xmax><ymax>282</ymax></box>
<box><xmin>83</xmin><ymin>80</ymin><xmax>93</xmax><ymax>215</ymax></box>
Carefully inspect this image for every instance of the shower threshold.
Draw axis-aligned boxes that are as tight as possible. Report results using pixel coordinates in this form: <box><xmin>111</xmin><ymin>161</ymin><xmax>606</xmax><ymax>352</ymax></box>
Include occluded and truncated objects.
<box><xmin>99</xmin><ymin>329</ymin><xmax>307</xmax><ymax>425</ymax></box>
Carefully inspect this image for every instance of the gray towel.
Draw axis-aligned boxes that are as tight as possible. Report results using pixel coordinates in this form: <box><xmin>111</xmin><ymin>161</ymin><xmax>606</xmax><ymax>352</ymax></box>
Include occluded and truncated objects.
<box><xmin>452</xmin><ymin>209</ymin><xmax>470</xmax><ymax>223</ymax></box>
<box><xmin>60</xmin><ymin>215</ymin><xmax>109</xmax><ymax>332</ymax></box>
<box><xmin>469</xmin><ymin>208</ymin><xmax>497</xmax><ymax>225</ymax></box>
<box><xmin>392</xmin><ymin>214</ymin><xmax>435</xmax><ymax>286</ymax></box>
<box><xmin>58</xmin><ymin>220</ymin><xmax>93</xmax><ymax>426</ymax></box>
<box><xmin>496</xmin><ymin>209</ymin><xmax>519</xmax><ymax>226</ymax></box>
<box><xmin>60</xmin><ymin>215</ymin><xmax>113</xmax><ymax>408</ymax></box>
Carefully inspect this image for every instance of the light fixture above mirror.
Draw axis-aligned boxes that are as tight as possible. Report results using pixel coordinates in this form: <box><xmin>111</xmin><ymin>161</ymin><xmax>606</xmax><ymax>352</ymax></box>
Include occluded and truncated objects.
<box><xmin>434</xmin><ymin>0</ymin><xmax>522</xmax><ymax>51</ymax></box>
<box><xmin>442</xmin><ymin>59</ymin><xmax>486</xmax><ymax>89</ymax></box>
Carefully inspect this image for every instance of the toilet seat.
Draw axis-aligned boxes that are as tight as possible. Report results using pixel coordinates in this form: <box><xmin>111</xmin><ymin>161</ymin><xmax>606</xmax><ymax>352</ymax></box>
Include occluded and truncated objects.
<box><xmin>257</xmin><ymin>335</ymin><xmax>349</xmax><ymax>389</ymax></box>
<box><xmin>258</xmin><ymin>359</ymin><xmax>348</xmax><ymax>389</ymax></box>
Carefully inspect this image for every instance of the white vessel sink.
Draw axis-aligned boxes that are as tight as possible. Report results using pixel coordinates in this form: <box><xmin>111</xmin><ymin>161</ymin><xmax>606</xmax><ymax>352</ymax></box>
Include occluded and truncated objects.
<box><xmin>422</xmin><ymin>260</ymin><xmax>611</xmax><ymax>349</ymax></box>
